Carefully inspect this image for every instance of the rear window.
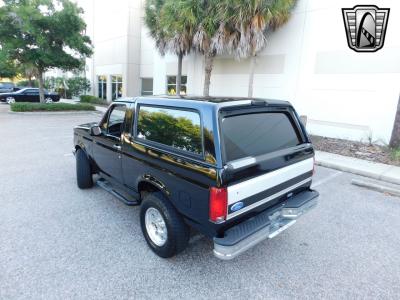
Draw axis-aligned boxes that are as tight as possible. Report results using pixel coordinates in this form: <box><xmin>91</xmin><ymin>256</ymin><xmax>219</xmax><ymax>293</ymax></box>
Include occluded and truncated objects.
<box><xmin>221</xmin><ymin>112</ymin><xmax>301</xmax><ymax>162</ymax></box>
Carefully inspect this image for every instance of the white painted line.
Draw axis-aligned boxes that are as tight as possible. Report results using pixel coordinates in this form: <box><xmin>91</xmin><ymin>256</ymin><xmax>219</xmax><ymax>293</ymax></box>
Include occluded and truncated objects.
<box><xmin>63</xmin><ymin>153</ymin><xmax>73</xmax><ymax>157</ymax></box>
<box><xmin>312</xmin><ymin>171</ymin><xmax>343</xmax><ymax>188</ymax></box>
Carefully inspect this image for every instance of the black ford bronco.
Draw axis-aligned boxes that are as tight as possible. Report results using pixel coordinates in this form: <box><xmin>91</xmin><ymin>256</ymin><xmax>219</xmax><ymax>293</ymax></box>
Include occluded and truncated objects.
<box><xmin>73</xmin><ymin>96</ymin><xmax>319</xmax><ymax>260</ymax></box>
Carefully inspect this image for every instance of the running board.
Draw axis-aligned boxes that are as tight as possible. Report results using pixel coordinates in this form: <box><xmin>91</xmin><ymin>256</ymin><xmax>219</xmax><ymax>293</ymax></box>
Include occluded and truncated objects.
<box><xmin>97</xmin><ymin>178</ymin><xmax>139</xmax><ymax>206</ymax></box>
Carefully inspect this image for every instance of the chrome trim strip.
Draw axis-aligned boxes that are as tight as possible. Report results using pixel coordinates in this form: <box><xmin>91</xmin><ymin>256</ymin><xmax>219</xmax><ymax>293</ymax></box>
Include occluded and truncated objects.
<box><xmin>227</xmin><ymin>158</ymin><xmax>314</xmax><ymax>205</ymax></box>
<box><xmin>226</xmin><ymin>177</ymin><xmax>312</xmax><ymax>220</ymax></box>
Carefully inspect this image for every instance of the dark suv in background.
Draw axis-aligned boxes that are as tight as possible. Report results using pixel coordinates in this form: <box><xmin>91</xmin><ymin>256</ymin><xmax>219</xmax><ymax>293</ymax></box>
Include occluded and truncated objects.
<box><xmin>73</xmin><ymin>96</ymin><xmax>319</xmax><ymax>260</ymax></box>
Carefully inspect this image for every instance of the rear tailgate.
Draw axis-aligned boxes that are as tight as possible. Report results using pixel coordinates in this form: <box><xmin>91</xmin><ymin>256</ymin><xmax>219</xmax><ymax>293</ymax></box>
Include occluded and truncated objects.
<box><xmin>219</xmin><ymin>104</ymin><xmax>314</xmax><ymax>220</ymax></box>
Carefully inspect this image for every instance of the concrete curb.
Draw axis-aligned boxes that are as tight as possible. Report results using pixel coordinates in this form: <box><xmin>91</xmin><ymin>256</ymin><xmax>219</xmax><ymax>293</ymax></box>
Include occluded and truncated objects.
<box><xmin>8</xmin><ymin>110</ymin><xmax>100</xmax><ymax>115</ymax></box>
<box><xmin>351</xmin><ymin>179</ymin><xmax>400</xmax><ymax>197</ymax></box>
<box><xmin>315</xmin><ymin>151</ymin><xmax>400</xmax><ymax>185</ymax></box>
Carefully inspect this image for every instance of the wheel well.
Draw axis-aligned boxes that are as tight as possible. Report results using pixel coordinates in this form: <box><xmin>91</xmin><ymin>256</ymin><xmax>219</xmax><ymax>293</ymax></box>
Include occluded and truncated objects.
<box><xmin>138</xmin><ymin>181</ymin><xmax>161</xmax><ymax>201</ymax></box>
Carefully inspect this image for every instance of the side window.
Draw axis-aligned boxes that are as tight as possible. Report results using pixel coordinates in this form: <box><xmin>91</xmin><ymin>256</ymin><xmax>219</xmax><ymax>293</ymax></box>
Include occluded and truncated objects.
<box><xmin>24</xmin><ymin>89</ymin><xmax>38</xmax><ymax>95</ymax></box>
<box><xmin>99</xmin><ymin>104</ymin><xmax>126</xmax><ymax>138</ymax></box>
<box><xmin>136</xmin><ymin>105</ymin><xmax>202</xmax><ymax>155</ymax></box>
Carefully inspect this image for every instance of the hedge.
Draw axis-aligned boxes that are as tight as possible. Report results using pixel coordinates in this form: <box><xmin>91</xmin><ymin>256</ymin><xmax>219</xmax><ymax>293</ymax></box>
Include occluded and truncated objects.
<box><xmin>80</xmin><ymin>95</ymin><xmax>108</xmax><ymax>105</ymax></box>
<box><xmin>10</xmin><ymin>102</ymin><xmax>96</xmax><ymax>112</ymax></box>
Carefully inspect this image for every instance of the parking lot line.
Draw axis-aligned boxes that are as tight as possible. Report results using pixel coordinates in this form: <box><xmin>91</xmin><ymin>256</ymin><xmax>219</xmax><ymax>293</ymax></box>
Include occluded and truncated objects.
<box><xmin>312</xmin><ymin>170</ymin><xmax>343</xmax><ymax>188</ymax></box>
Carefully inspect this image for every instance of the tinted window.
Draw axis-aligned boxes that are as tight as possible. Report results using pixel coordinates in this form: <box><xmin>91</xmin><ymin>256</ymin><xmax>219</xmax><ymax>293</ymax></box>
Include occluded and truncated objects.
<box><xmin>221</xmin><ymin>112</ymin><xmax>301</xmax><ymax>162</ymax></box>
<box><xmin>99</xmin><ymin>104</ymin><xmax>126</xmax><ymax>138</ymax></box>
<box><xmin>137</xmin><ymin>106</ymin><xmax>202</xmax><ymax>155</ymax></box>
<box><xmin>24</xmin><ymin>89</ymin><xmax>39</xmax><ymax>95</ymax></box>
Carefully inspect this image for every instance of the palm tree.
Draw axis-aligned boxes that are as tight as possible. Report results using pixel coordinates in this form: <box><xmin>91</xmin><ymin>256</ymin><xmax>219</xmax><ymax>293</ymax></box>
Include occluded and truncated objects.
<box><xmin>219</xmin><ymin>0</ymin><xmax>296</xmax><ymax>97</ymax></box>
<box><xmin>144</xmin><ymin>0</ymin><xmax>168</xmax><ymax>56</ymax></box>
<box><xmin>160</xmin><ymin>0</ymin><xmax>199</xmax><ymax>96</ymax></box>
<box><xmin>191</xmin><ymin>0</ymin><xmax>220</xmax><ymax>97</ymax></box>
<box><xmin>145</xmin><ymin>0</ymin><xmax>197</xmax><ymax>96</ymax></box>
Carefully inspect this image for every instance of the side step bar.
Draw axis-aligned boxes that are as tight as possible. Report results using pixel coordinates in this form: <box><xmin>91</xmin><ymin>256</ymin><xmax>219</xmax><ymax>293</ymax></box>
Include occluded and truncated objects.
<box><xmin>97</xmin><ymin>178</ymin><xmax>139</xmax><ymax>206</ymax></box>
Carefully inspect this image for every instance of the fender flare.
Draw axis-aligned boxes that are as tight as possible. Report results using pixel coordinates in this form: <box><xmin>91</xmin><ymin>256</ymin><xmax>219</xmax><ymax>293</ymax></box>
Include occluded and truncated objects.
<box><xmin>137</xmin><ymin>174</ymin><xmax>170</xmax><ymax>200</ymax></box>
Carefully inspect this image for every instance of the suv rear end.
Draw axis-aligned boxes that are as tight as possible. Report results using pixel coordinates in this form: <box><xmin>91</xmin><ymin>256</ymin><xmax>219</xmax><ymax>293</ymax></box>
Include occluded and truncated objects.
<box><xmin>210</xmin><ymin>99</ymin><xmax>318</xmax><ymax>259</ymax></box>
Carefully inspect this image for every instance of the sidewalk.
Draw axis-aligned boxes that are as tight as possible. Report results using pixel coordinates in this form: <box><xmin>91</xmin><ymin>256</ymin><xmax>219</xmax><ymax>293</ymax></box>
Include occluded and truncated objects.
<box><xmin>315</xmin><ymin>151</ymin><xmax>400</xmax><ymax>185</ymax></box>
<box><xmin>60</xmin><ymin>98</ymin><xmax>108</xmax><ymax>113</ymax></box>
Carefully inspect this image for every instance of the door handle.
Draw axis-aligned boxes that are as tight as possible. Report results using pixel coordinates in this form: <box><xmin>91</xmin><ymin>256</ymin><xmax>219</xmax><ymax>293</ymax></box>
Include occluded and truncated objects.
<box><xmin>113</xmin><ymin>144</ymin><xmax>121</xmax><ymax>151</ymax></box>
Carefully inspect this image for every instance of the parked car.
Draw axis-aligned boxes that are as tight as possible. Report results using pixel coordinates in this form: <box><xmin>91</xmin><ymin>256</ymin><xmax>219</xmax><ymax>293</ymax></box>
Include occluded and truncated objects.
<box><xmin>73</xmin><ymin>96</ymin><xmax>319</xmax><ymax>260</ymax></box>
<box><xmin>0</xmin><ymin>88</ymin><xmax>60</xmax><ymax>104</ymax></box>
<box><xmin>0</xmin><ymin>82</ymin><xmax>15</xmax><ymax>93</ymax></box>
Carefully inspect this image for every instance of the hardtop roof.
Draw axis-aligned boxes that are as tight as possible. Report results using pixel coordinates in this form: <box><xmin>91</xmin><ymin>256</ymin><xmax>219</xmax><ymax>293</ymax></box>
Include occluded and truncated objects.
<box><xmin>115</xmin><ymin>95</ymin><xmax>291</xmax><ymax>107</ymax></box>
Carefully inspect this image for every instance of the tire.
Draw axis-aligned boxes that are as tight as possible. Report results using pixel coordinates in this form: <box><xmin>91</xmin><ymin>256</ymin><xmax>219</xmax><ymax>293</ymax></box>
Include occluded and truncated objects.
<box><xmin>140</xmin><ymin>192</ymin><xmax>189</xmax><ymax>258</ymax></box>
<box><xmin>76</xmin><ymin>149</ymin><xmax>93</xmax><ymax>189</ymax></box>
<box><xmin>45</xmin><ymin>98</ymin><xmax>53</xmax><ymax>103</ymax></box>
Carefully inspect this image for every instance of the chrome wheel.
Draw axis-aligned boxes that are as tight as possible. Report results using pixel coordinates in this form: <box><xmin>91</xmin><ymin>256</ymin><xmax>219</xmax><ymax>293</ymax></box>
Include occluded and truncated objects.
<box><xmin>145</xmin><ymin>207</ymin><xmax>168</xmax><ymax>246</ymax></box>
<box><xmin>45</xmin><ymin>98</ymin><xmax>53</xmax><ymax>103</ymax></box>
<box><xmin>6</xmin><ymin>97</ymin><xmax>15</xmax><ymax>104</ymax></box>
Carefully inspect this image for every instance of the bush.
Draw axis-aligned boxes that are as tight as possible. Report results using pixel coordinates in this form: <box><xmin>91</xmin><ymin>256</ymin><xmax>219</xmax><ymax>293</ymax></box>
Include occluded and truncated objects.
<box><xmin>80</xmin><ymin>95</ymin><xmax>108</xmax><ymax>105</ymax></box>
<box><xmin>67</xmin><ymin>77</ymin><xmax>91</xmax><ymax>97</ymax></box>
<box><xmin>16</xmin><ymin>80</ymin><xmax>39</xmax><ymax>87</ymax></box>
<box><xmin>10</xmin><ymin>102</ymin><xmax>95</xmax><ymax>112</ymax></box>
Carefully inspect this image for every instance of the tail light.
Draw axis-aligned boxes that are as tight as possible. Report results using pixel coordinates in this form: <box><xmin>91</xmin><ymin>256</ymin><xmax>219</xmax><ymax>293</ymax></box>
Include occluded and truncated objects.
<box><xmin>209</xmin><ymin>187</ymin><xmax>227</xmax><ymax>223</ymax></box>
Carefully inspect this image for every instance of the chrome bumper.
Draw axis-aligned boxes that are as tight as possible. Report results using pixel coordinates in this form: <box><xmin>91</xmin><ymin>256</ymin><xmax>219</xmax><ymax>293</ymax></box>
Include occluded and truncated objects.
<box><xmin>213</xmin><ymin>190</ymin><xmax>319</xmax><ymax>260</ymax></box>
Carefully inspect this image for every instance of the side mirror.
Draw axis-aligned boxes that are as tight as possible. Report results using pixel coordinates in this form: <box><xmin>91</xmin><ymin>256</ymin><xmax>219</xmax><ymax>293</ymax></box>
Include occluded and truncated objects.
<box><xmin>90</xmin><ymin>125</ymin><xmax>102</xmax><ymax>136</ymax></box>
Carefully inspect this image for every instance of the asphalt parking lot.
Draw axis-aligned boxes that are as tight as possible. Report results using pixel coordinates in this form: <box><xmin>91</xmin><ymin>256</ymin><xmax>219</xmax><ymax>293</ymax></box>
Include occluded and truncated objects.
<box><xmin>1</xmin><ymin>104</ymin><xmax>400</xmax><ymax>299</ymax></box>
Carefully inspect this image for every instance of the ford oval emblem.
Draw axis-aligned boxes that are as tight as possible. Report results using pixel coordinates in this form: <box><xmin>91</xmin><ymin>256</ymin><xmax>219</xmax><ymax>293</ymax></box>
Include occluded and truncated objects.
<box><xmin>231</xmin><ymin>202</ymin><xmax>244</xmax><ymax>212</ymax></box>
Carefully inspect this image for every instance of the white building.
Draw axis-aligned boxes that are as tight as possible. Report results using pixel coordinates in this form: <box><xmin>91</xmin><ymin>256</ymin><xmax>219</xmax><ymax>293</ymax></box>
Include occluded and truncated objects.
<box><xmin>79</xmin><ymin>0</ymin><xmax>400</xmax><ymax>144</ymax></box>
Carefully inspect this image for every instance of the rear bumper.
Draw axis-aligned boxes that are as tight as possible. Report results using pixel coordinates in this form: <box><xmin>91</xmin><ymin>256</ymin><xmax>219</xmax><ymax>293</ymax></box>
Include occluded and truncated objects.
<box><xmin>213</xmin><ymin>190</ymin><xmax>319</xmax><ymax>260</ymax></box>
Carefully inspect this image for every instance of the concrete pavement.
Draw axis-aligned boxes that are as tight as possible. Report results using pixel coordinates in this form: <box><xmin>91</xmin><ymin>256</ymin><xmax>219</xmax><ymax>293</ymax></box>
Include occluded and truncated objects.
<box><xmin>1</xmin><ymin>103</ymin><xmax>400</xmax><ymax>299</ymax></box>
<box><xmin>316</xmin><ymin>151</ymin><xmax>400</xmax><ymax>185</ymax></box>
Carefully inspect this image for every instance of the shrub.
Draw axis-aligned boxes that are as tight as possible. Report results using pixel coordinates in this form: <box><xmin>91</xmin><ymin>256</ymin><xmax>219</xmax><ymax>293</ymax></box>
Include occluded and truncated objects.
<box><xmin>80</xmin><ymin>95</ymin><xmax>108</xmax><ymax>105</ymax></box>
<box><xmin>16</xmin><ymin>80</ymin><xmax>39</xmax><ymax>87</ymax></box>
<box><xmin>10</xmin><ymin>102</ymin><xmax>95</xmax><ymax>112</ymax></box>
<box><xmin>67</xmin><ymin>77</ymin><xmax>91</xmax><ymax>97</ymax></box>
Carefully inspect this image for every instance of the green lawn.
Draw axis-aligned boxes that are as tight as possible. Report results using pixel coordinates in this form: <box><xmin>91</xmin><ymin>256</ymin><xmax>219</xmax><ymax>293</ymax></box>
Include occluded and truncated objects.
<box><xmin>10</xmin><ymin>102</ymin><xmax>96</xmax><ymax>112</ymax></box>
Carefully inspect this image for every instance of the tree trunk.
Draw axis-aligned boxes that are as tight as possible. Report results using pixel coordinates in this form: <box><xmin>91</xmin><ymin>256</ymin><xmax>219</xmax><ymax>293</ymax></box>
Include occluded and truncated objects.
<box><xmin>28</xmin><ymin>76</ymin><xmax>33</xmax><ymax>87</ymax></box>
<box><xmin>176</xmin><ymin>53</ymin><xmax>183</xmax><ymax>96</ymax></box>
<box><xmin>38</xmin><ymin>70</ymin><xmax>45</xmax><ymax>103</ymax></box>
<box><xmin>248</xmin><ymin>54</ymin><xmax>257</xmax><ymax>98</ymax></box>
<box><xmin>390</xmin><ymin>95</ymin><xmax>400</xmax><ymax>148</ymax></box>
<box><xmin>203</xmin><ymin>52</ymin><xmax>215</xmax><ymax>97</ymax></box>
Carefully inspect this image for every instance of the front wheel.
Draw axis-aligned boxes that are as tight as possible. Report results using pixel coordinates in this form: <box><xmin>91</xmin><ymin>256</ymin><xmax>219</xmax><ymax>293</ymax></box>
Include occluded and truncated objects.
<box><xmin>140</xmin><ymin>192</ymin><xmax>189</xmax><ymax>258</ymax></box>
<box><xmin>76</xmin><ymin>149</ymin><xmax>93</xmax><ymax>189</ymax></box>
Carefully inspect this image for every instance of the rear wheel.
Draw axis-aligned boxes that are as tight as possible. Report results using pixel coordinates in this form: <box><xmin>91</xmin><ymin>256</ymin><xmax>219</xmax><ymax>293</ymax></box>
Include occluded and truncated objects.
<box><xmin>76</xmin><ymin>149</ymin><xmax>93</xmax><ymax>189</ymax></box>
<box><xmin>140</xmin><ymin>192</ymin><xmax>189</xmax><ymax>258</ymax></box>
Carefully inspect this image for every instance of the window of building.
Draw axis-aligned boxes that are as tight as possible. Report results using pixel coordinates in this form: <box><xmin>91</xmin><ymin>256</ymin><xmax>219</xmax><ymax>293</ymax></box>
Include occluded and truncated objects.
<box><xmin>141</xmin><ymin>78</ymin><xmax>153</xmax><ymax>96</ymax></box>
<box><xmin>136</xmin><ymin>105</ymin><xmax>202</xmax><ymax>155</ymax></box>
<box><xmin>98</xmin><ymin>75</ymin><xmax>107</xmax><ymax>100</ymax></box>
<box><xmin>112</xmin><ymin>75</ymin><xmax>123</xmax><ymax>100</ymax></box>
<box><xmin>167</xmin><ymin>76</ymin><xmax>187</xmax><ymax>95</ymax></box>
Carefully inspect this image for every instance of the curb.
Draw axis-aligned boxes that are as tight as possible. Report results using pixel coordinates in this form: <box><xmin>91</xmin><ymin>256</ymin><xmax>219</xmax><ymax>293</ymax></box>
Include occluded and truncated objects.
<box><xmin>8</xmin><ymin>110</ymin><xmax>100</xmax><ymax>115</ymax></box>
<box><xmin>315</xmin><ymin>151</ymin><xmax>400</xmax><ymax>185</ymax></box>
<box><xmin>351</xmin><ymin>179</ymin><xmax>400</xmax><ymax>197</ymax></box>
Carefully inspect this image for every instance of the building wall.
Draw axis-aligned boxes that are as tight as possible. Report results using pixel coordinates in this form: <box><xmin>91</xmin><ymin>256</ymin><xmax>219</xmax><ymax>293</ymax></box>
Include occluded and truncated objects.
<box><xmin>81</xmin><ymin>0</ymin><xmax>400</xmax><ymax>144</ymax></box>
